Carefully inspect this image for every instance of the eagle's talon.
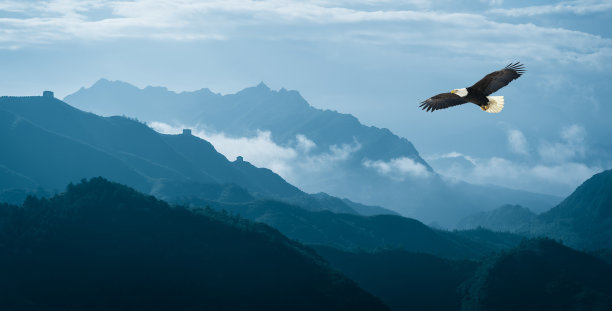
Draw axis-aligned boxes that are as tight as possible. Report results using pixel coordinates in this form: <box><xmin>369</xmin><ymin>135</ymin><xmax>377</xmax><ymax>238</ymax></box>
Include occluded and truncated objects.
<box><xmin>481</xmin><ymin>105</ymin><xmax>489</xmax><ymax>111</ymax></box>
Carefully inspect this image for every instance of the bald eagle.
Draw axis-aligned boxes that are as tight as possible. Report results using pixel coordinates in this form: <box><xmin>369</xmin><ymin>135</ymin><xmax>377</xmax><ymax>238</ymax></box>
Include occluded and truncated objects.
<box><xmin>419</xmin><ymin>62</ymin><xmax>525</xmax><ymax>113</ymax></box>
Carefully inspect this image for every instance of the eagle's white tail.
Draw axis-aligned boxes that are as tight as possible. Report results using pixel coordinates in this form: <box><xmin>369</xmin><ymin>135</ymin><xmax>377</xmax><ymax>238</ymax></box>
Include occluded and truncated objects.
<box><xmin>485</xmin><ymin>96</ymin><xmax>504</xmax><ymax>113</ymax></box>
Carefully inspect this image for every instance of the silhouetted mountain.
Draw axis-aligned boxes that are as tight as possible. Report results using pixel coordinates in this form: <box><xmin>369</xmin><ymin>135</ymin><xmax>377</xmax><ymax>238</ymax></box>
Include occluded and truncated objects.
<box><xmin>175</xmin><ymin>197</ymin><xmax>523</xmax><ymax>260</ymax></box>
<box><xmin>340</xmin><ymin>197</ymin><xmax>399</xmax><ymax>216</ymax></box>
<box><xmin>536</xmin><ymin>169</ymin><xmax>612</xmax><ymax>250</ymax></box>
<box><xmin>314</xmin><ymin>246</ymin><xmax>478</xmax><ymax>311</ymax></box>
<box><xmin>0</xmin><ymin>178</ymin><xmax>388</xmax><ymax>311</ymax></box>
<box><xmin>0</xmin><ymin>94</ymin><xmax>524</xmax><ymax>260</ymax></box>
<box><xmin>66</xmin><ymin>80</ymin><xmax>429</xmax><ymax>167</ymax></box>
<box><xmin>0</xmin><ymin>94</ymin><xmax>360</xmax><ymax>215</ymax></box>
<box><xmin>64</xmin><ymin>80</ymin><xmax>560</xmax><ymax>227</ymax></box>
<box><xmin>457</xmin><ymin>170</ymin><xmax>612</xmax><ymax>250</ymax></box>
<box><xmin>457</xmin><ymin>204</ymin><xmax>539</xmax><ymax>232</ymax></box>
<box><xmin>460</xmin><ymin>238</ymin><xmax>612</xmax><ymax>311</ymax></box>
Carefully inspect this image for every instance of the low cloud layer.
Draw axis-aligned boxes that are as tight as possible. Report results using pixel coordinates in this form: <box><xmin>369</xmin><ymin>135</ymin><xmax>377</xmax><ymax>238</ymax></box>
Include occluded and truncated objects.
<box><xmin>427</xmin><ymin>124</ymin><xmax>605</xmax><ymax>196</ymax></box>
<box><xmin>149</xmin><ymin>121</ymin><xmax>362</xmax><ymax>188</ymax></box>
<box><xmin>363</xmin><ymin>157</ymin><xmax>431</xmax><ymax>180</ymax></box>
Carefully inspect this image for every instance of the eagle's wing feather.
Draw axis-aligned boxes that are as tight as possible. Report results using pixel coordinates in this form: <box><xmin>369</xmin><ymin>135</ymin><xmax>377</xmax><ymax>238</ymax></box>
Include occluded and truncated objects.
<box><xmin>419</xmin><ymin>92</ymin><xmax>468</xmax><ymax>112</ymax></box>
<box><xmin>471</xmin><ymin>62</ymin><xmax>525</xmax><ymax>95</ymax></box>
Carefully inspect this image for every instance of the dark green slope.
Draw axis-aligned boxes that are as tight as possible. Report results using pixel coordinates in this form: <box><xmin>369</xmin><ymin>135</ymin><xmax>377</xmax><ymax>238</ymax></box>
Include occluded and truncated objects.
<box><xmin>460</xmin><ymin>239</ymin><xmax>612</xmax><ymax>311</ymax></box>
<box><xmin>536</xmin><ymin>169</ymin><xmax>612</xmax><ymax>250</ymax></box>
<box><xmin>180</xmin><ymin>198</ymin><xmax>522</xmax><ymax>260</ymax></box>
<box><xmin>314</xmin><ymin>246</ymin><xmax>478</xmax><ymax>311</ymax></box>
<box><xmin>0</xmin><ymin>178</ymin><xmax>388</xmax><ymax>311</ymax></box>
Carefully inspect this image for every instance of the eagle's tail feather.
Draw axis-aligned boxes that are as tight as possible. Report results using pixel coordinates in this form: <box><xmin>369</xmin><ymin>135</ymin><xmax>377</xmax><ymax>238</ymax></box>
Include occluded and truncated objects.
<box><xmin>485</xmin><ymin>96</ymin><xmax>504</xmax><ymax>113</ymax></box>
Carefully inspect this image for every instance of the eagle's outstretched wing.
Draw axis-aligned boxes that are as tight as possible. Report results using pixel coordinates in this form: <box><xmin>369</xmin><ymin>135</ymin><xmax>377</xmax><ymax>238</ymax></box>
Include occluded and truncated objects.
<box><xmin>471</xmin><ymin>62</ymin><xmax>525</xmax><ymax>96</ymax></box>
<box><xmin>419</xmin><ymin>92</ymin><xmax>468</xmax><ymax>112</ymax></box>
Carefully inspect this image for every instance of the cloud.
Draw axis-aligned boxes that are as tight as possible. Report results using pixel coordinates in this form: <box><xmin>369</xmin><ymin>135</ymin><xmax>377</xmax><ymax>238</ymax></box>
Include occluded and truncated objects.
<box><xmin>295</xmin><ymin>134</ymin><xmax>316</xmax><ymax>153</ymax></box>
<box><xmin>507</xmin><ymin>129</ymin><xmax>529</xmax><ymax>155</ymax></box>
<box><xmin>0</xmin><ymin>0</ymin><xmax>610</xmax><ymax>67</ymax></box>
<box><xmin>427</xmin><ymin>124</ymin><xmax>604</xmax><ymax>196</ymax></box>
<box><xmin>363</xmin><ymin>157</ymin><xmax>431</xmax><ymax>180</ymax></box>
<box><xmin>148</xmin><ymin>121</ymin><xmax>361</xmax><ymax>185</ymax></box>
<box><xmin>428</xmin><ymin>152</ymin><xmax>602</xmax><ymax>196</ymax></box>
<box><xmin>490</xmin><ymin>0</ymin><xmax>612</xmax><ymax>17</ymax></box>
<box><xmin>538</xmin><ymin>124</ymin><xmax>587</xmax><ymax>163</ymax></box>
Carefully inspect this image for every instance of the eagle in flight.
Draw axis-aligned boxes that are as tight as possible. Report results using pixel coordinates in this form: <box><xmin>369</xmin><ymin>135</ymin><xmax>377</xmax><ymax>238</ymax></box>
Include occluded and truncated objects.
<box><xmin>419</xmin><ymin>62</ymin><xmax>525</xmax><ymax>113</ymax></box>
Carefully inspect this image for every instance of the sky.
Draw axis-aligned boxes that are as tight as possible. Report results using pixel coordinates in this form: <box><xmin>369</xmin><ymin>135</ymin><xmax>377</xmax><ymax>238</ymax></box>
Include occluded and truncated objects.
<box><xmin>1</xmin><ymin>0</ymin><xmax>611</xmax><ymax>197</ymax></box>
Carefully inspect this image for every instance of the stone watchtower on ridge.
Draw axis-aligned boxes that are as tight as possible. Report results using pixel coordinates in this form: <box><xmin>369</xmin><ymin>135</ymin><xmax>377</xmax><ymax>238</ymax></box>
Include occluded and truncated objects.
<box><xmin>43</xmin><ymin>91</ymin><xmax>54</xmax><ymax>98</ymax></box>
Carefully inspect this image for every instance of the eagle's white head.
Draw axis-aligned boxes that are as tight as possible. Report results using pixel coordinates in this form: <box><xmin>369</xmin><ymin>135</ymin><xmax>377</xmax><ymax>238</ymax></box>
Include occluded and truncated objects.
<box><xmin>451</xmin><ymin>88</ymin><xmax>468</xmax><ymax>97</ymax></box>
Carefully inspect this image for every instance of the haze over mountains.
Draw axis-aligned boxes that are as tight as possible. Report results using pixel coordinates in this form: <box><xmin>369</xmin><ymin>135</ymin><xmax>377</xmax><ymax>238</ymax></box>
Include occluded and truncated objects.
<box><xmin>0</xmin><ymin>93</ymin><xmax>522</xmax><ymax>259</ymax></box>
<box><xmin>65</xmin><ymin>79</ymin><xmax>560</xmax><ymax>226</ymax></box>
<box><xmin>460</xmin><ymin>169</ymin><xmax>612</xmax><ymax>250</ymax></box>
<box><xmin>2</xmin><ymin>92</ymin><xmax>612</xmax><ymax>310</ymax></box>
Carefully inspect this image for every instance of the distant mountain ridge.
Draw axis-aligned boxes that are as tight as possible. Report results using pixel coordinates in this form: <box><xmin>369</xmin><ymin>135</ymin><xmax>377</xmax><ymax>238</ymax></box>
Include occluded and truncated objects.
<box><xmin>66</xmin><ymin>79</ymin><xmax>429</xmax><ymax>167</ymax></box>
<box><xmin>0</xmin><ymin>93</ymin><xmax>375</xmax><ymax>216</ymax></box>
<box><xmin>457</xmin><ymin>169</ymin><xmax>612</xmax><ymax>250</ymax></box>
<box><xmin>65</xmin><ymin>80</ymin><xmax>560</xmax><ymax>226</ymax></box>
<box><xmin>0</xmin><ymin>93</ymin><xmax>526</xmax><ymax>260</ymax></box>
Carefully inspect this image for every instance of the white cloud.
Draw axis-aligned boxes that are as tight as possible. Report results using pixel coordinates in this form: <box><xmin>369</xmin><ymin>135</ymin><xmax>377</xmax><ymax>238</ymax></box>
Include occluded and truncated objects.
<box><xmin>150</xmin><ymin>122</ymin><xmax>298</xmax><ymax>177</ymax></box>
<box><xmin>148</xmin><ymin>121</ymin><xmax>361</xmax><ymax>185</ymax></box>
<box><xmin>428</xmin><ymin>151</ymin><xmax>602</xmax><ymax>196</ymax></box>
<box><xmin>363</xmin><ymin>157</ymin><xmax>430</xmax><ymax>180</ymax></box>
<box><xmin>490</xmin><ymin>0</ymin><xmax>612</xmax><ymax>17</ymax></box>
<box><xmin>507</xmin><ymin>129</ymin><xmax>529</xmax><ymax>155</ymax></box>
<box><xmin>538</xmin><ymin>124</ymin><xmax>587</xmax><ymax>163</ymax></box>
<box><xmin>0</xmin><ymin>0</ymin><xmax>610</xmax><ymax>67</ymax></box>
<box><xmin>427</xmin><ymin>124</ymin><xmax>605</xmax><ymax>197</ymax></box>
<box><xmin>480</xmin><ymin>0</ymin><xmax>503</xmax><ymax>6</ymax></box>
<box><xmin>295</xmin><ymin>134</ymin><xmax>316</xmax><ymax>153</ymax></box>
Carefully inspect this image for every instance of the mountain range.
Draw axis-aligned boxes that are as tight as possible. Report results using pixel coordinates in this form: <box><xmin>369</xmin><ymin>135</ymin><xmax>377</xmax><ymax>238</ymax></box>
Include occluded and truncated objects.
<box><xmin>4</xmin><ymin>177</ymin><xmax>611</xmax><ymax>311</ymax></box>
<box><xmin>0</xmin><ymin>93</ymin><xmax>524</xmax><ymax>259</ymax></box>
<box><xmin>64</xmin><ymin>80</ymin><xmax>561</xmax><ymax>226</ymax></box>
<box><xmin>0</xmin><ymin>93</ymin><xmax>385</xmax><ymax>216</ymax></box>
<box><xmin>0</xmin><ymin>177</ymin><xmax>387</xmax><ymax>310</ymax></box>
<box><xmin>457</xmin><ymin>169</ymin><xmax>612</xmax><ymax>250</ymax></box>
<box><xmin>2</xmin><ymin>89</ymin><xmax>612</xmax><ymax>309</ymax></box>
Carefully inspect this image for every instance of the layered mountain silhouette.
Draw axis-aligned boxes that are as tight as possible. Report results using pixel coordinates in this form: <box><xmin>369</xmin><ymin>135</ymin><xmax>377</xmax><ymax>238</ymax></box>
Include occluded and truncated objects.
<box><xmin>314</xmin><ymin>246</ymin><xmax>478</xmax><ymax>311</ymax></box>
<box><xmin>0</xmin><ymin>177</ymin><xmax>388</xmax><ymax>310</ymax></box>
<box><xmin>460</xmin><ymin>238</ymin><xmax>612</xmax><ymax>311</ymax></box>
<box><xmin>0</xmin><ymin>93</ymin><xmax>521</xmax><ymax>258</ymax></box>
<box><xmin>456</xmin><ymin>169</ymin><xmax>612</xmax><ymax>250</ymax></box>
<box><xmin>64</xmin><ymin>80</ymin><xmax>560</xmax><ymax>226</ymax></box>
<box><xmin>458</xmin><ymin>204</ymin><xmax>539</xmax><ymax>232</ymax></box>
<box><xmin>314</xmin><ymin>239</ymin><xmax>612</xmax><ymax>311</ymax></box>
<box><xmin>0</xmin><ymin>93</ymin><xmax>381</xmax><ymax>216</ymax></box>
<box><xmin>178</xmin><ymin>196</ymin><xmax>523</xmax><ymax>259</ymax></box>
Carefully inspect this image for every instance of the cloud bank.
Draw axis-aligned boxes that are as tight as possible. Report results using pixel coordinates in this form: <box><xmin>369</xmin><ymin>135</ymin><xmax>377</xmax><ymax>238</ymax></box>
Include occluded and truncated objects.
<box><xmin>363</xmin><ymin>157</ymin><xmax>431</xmax><ymax>180</ymax></box>
<box><xmin>490</xmin><ymin>0</ymin><xmax>612</xmax><ymax>17</ymax></box>
<box><xmin>149</xmin><ymin>121</ymin><xmax>362</xmax><ymax>188</ymax></box>
<box><xmin>1</xmin><ymin>0</ymin><xmax>610</xmax><ymax>67</ymax></box>
<box><xmin>427</xmin><ymin>124</ymin><xmax>604</xmax><ymax>196</ymax></box>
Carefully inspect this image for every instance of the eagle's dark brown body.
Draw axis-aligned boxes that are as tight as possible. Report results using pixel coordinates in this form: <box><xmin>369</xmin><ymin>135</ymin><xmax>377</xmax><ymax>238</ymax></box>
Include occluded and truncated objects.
<box><xmin>463</xmin><ymin>86</ymin><xmax>489</xmax><ymax>107</ymax></box>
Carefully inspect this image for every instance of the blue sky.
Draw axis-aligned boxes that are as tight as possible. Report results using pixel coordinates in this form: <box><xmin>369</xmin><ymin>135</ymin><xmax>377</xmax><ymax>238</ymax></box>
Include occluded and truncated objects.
<box><xmin>1</xmin><ymin>0</ymin><xmax>611</xmax><ymax>196</ymax></box>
